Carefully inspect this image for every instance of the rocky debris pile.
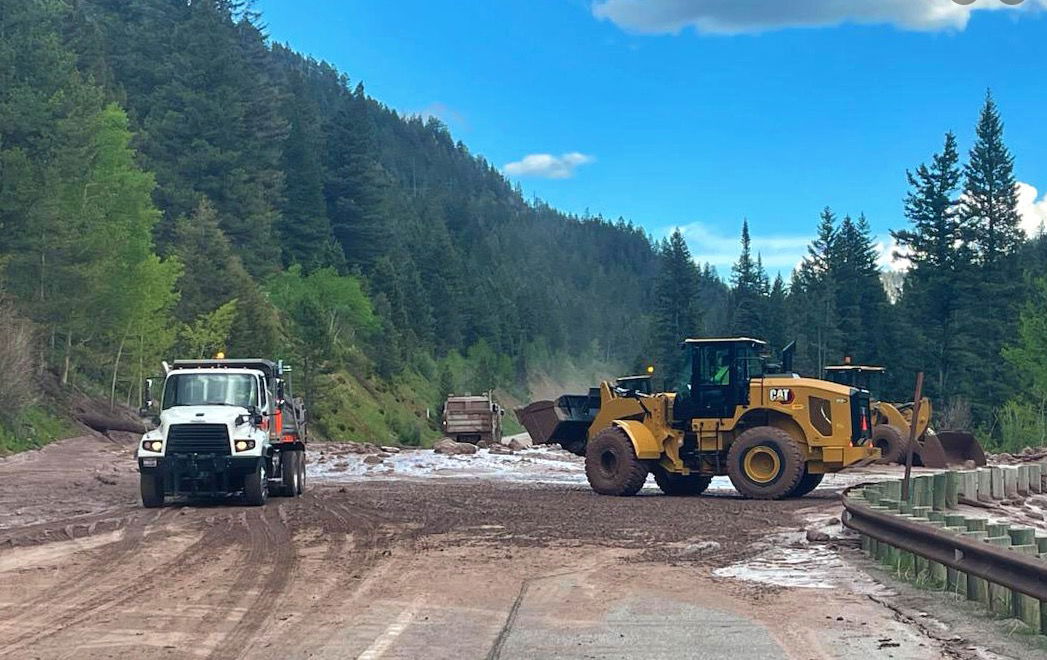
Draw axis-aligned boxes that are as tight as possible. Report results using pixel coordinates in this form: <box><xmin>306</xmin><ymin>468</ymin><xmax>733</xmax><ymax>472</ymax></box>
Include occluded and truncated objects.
<box><xmin>989</xmin><ymin>447</ymin><xmax>1047</xmax><ymax>464</ymax></box>
<box><xmin>433</xmin><ymin>438</ymin><xmax>479</xmax><ymax>455</ymax></box>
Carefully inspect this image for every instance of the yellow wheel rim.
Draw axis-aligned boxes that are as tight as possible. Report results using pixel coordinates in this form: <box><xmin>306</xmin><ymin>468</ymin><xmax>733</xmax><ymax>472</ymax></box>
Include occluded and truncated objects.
<box><xmin>744</xmin><ymin>446</ymin><xmax>781</xmax><ymax>483</ymax></box>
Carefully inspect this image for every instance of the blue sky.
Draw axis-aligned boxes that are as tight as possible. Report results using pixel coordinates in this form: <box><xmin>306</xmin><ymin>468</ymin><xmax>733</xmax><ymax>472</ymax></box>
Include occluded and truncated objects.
<box><xmin>256</xmin><ymin>0</ymin><xmax>1047</xmax><ymax>274</ymax></box>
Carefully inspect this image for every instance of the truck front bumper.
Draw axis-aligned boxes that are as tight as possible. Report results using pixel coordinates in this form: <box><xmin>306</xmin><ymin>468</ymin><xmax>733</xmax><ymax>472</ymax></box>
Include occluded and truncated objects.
<box><xmin>139</xmin><ymin>454</ymin><xmax>263</xmax><ymax>496</ymax></box>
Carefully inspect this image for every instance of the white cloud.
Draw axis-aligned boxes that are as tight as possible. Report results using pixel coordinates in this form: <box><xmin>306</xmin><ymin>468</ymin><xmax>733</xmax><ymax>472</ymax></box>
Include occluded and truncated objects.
<box><xmin>592</xmin><ymin>0</ymin><xmax>1045</xmax><ymax>35</ymax></box>
<box><xmin>503</xmin><ymin>152</ymin><xmax>596</xmax><ymax>179</ymax></box>
<box><xmin>675</xmin><ymin>221</ymin><xmax>811</xmax><ymax>273</ymax></box>
<box><xmin>874</xmin><ymin>235</ymin><xmax>910</xmax><ymax>272</ymax></box>
<box><xmin>1018</xmin><ymin>181</ymin><xmax>1047</xmax><ymax>237</ymax></box>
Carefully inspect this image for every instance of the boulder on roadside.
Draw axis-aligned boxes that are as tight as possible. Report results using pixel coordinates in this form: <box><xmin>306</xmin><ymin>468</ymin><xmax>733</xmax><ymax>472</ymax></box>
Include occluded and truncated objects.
<box><xmin>507</xmin><ymin>437</ymin><xmax>531</xmax><ymax>451</ymax></box>
<box><xmin>363</xmin><ymin>455</ymin><xmax>384</xmax><ymax>465</ymax></box>
<box><xmin>488</xmin><ymin>444</ymin><xmax>514</xmax><ymax>455</ymax></box>
<box><xmin>433</xmin><ymin>438</ymin><xmax>478</xmax><ymax>455</ymax></box>
<box><xmin>806</xmin><ymin>529</ymin><xmax>831</xmax><ymax>543</ymax></box>
<box><xmin>381</xmin><ymin>446</ymin><xmax>401</xmax><ymax>454</ymax></box>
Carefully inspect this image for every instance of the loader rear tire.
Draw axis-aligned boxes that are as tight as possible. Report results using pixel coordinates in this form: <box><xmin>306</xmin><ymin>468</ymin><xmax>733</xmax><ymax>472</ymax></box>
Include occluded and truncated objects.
<box><xmin>873</xmin><ymin>424</ymin><xmax>905</xmax><ymax>464</ymax></box>
<box><xmin>788</xmin><ymin>470</ymin><xmax>824</xmax><ymax>498</ymax></box>
<box><xmin>652</xmin><ymin>466</ymin><xmax>712</xmax><ymax>496</ymax></box>
<box><xmin>585</xmin><ymin>427</ymin><xmax>648</xmax><ymax>496</ymax></box>
<box><xmin>727</xmin><ymin>426</ymin><xmax>805</xmax><ymax>500</ymax></box>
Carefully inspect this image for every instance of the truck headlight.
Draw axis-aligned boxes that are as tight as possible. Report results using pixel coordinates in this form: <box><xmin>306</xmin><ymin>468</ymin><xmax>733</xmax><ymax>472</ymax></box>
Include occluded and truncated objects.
<box><xmin>234</xmin><ymin>440</ymin><xmax>255</xmax><ymax>452</ymax></box>
<box><xmin>141</xmin><ymin>440</ymin><xmax>163</xmax><ymax>452</ymax></box>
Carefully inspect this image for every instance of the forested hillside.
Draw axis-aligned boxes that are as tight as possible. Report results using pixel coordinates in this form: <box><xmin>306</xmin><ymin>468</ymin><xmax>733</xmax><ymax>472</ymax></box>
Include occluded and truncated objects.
<box><xmin>0</xmin><ymin>0</ymin><xmax>657</xmax><ymax>450</ymax></box>
<box><xmin>3</xmin><ymin>1</ymin><xmax>1046</xmax><ymax>454</ymax></box>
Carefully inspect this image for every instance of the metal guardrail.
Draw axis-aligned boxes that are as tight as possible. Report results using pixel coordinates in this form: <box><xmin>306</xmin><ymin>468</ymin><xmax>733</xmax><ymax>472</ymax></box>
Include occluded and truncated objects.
<box><xmin>841</xmin><ymin>483</ymin><xmax>1047</xmax><ymax>602</ymax></box>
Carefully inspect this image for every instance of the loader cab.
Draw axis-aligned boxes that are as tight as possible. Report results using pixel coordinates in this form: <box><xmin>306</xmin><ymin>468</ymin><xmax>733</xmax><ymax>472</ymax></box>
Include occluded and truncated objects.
<box><xmin>824</xmin><ymin>364</ymin><xmax>885</xmax><ymax>399</ymax></box>
<box><xmin>674</xmin><ymin>338</ymin><xmax>766</xmax><ymax>422</ymax></box>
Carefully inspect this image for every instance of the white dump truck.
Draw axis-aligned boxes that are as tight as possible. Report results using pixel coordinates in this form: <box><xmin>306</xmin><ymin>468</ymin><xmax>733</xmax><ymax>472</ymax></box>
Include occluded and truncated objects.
<box><xmin>136</xmin><ymin>358</ymin><xmax>307</xmax><ymax>507</ymax></box>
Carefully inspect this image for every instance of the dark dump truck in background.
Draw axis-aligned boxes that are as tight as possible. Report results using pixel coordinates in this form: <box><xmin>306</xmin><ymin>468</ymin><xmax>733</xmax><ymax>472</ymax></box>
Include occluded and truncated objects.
<box><xmin>442</xmin><ymin>393</ymin><xmax>504</xmax><ymax>445</ymax></box>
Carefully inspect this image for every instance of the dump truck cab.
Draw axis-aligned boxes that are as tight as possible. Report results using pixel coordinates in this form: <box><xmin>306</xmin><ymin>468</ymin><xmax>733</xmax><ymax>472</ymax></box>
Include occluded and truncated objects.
<box><xmin>518</xmin><ymin>337</ymin><xmax>879</xmax><ymax>500</ymax></box>
<box><xmin>136</xmin><ymin>358</ymin><xmax>307</xmax><ymax>507</ymax></box>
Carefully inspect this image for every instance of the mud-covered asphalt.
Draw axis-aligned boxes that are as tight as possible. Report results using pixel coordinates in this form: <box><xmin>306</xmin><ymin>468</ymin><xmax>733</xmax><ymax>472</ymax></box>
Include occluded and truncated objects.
<box><xmin>0</xmin><ymin>434</ymin><xmax>1034</xmax><ymax>659</ymax></box>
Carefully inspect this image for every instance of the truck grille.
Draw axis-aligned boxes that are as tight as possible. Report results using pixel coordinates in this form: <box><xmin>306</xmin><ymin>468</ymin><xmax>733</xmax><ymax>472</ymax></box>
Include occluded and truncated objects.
<box><xmin>167</xmin><ymin>424</ymin><xmax>231</xmax><ymax>455</ymax></box>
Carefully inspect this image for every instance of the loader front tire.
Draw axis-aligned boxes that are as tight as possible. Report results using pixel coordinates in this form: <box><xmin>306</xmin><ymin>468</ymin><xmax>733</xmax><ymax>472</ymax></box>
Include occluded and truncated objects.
<box><xmin>788</xmin><ymin>470</ymin><xmax>824</xmax><ymax>498</ymax></box>
<box><xmin>585</xmin><ymin>427</ymin><xmax>648</xmax><ymax>496</ymax></box>
<box><xmin>727</xmin><ymin>426</ymin><xmax>805</xmax><ymax>500</ymax></box>
<box><xmin>873</xmin><ymin>424</ymin><xmax>905</xmax><ymax>464</ymax></box>
<box><xmin>652</xmin><ymin>465</ymin><xmax>712</xmax><ymax>496</ymax></box>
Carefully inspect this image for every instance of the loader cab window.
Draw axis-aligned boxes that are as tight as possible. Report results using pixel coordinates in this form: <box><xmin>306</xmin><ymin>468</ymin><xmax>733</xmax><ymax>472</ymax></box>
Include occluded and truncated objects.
<box><xmin>682</xmin><ymin>341</ymin><xmax>759</xmax><ymax>420</ymax></box>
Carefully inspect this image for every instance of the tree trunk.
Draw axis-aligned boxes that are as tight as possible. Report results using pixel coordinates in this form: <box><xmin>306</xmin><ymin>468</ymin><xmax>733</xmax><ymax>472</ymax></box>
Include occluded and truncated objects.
<box><xmin>110</xmin><ymin>330</ymin><xmax>128</xmax><ymax>409</ymax></box>
<box><xmin>62</xmin><ymin>332</ymin><xmax>71</xmax><ymax>386</ymax></box>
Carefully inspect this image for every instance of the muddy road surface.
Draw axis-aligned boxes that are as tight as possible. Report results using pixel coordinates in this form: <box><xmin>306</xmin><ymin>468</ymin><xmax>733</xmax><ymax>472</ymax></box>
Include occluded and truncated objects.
<box><xmin>0</xmin><ymin>435</ymin><xmax>1036</xmax><ymax>659</ymax></box>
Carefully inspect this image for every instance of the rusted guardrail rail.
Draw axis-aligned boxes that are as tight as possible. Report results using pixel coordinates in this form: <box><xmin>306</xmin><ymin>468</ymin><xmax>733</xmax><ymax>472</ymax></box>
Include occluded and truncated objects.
<box><xmin>841</xmin><ymin>468</ymin><xmax>1047</xmax><ymax>633</ymax></box>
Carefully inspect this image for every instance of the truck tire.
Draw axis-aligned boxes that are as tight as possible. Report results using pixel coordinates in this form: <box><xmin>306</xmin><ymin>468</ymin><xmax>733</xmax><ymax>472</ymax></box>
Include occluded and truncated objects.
<box><xmin>296</xmin><ymin>450</ymin><xmax>307</xmax><ymax>495</ymax></box>
<box><xmin>585</xmin><ymin>426</ymin><xmax>649</xmax><ymax>496</ymax></box>
<box><xmin>281</xmin><ymin>450</ymin><xmax>301</xmax><ymax>497</ymax></box>
<box><xmin>727</xmin><ymin>426</ymin><xmax>806</xmax><ymax>500</ymax></box>
<box><xmin>788</xmin><ymin>470</ymin><xmax>824</xmax><ymax>498</ymax></box>
<box><xmin>652</xmin><ymin>465</ymin><xmax>712</xmax><ymax>496</ymax></box>
<box><xmin>140</xmin><ymin>472</ymin><xmax>164</xmax><ymax>508</ymax></box>
<box><xmin>244</xmin><ymin>459</ymin><xmax>268</xmax><ymax>506</ymax></box>
<box><xmin>873</xmin><ymin>424</ymin><xmax>905</xmax><ymax>464</ymax></box>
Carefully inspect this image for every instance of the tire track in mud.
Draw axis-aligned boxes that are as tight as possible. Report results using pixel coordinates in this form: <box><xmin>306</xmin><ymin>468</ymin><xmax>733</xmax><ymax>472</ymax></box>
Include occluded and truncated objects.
<box><xmin>0</xmin><ymin>509</ymin><xmax>239</xmax><ymax>657</ymax></box>
<box><xmin>247</xmin><ymin>491</ymin><xmax>394</xmax><ymax>658</ymax></box>
<box><xmin>0</xmin><ymin>506</ymin><xmax>174</xmax><ymax>628</ymax></box>
<box><xmin>207</xmin><ymin>503</ymin><xmax>298</xmax><ymax>660</ymax></box>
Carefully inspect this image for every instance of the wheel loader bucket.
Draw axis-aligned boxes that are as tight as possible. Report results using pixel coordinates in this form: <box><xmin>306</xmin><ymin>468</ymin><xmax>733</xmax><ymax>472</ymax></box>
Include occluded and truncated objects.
<box><xmin>515</xmin><ymin>392</ymin><xmax>598</xmax><ymax>456</ymax></box>
<box><xmin>915</xmin><ymin>430</ymin><xmax>986</xmax><ymax>468</ymax></box>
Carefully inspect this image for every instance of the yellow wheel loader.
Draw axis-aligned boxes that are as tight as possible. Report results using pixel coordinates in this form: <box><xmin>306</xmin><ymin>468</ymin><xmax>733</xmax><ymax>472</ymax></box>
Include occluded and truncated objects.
<box><xmin>822</xmin><ymin>365</ymin><xmax>986</xmax><ymax>468</ymax></box>
<box><xmin>517</xmin><ymin>338</ymin><xmax>879</xmax><ymax>500</ymax></box>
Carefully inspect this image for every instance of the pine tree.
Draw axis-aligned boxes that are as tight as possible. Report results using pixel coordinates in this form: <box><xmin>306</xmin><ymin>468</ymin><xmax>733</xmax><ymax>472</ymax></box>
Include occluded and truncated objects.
<box><xmin>962</xmin><ymin>93</ymin><xmax>1023</xmax><ymax>266</ymax></box>
<box><xmin>956</xmin><ymin>92</ymin><xmax>1024</xmax><ymax>424</ymax></box>
<box><xmin>893</xmin><ymin>132</ymin><xmax>967</xmax><ymax>400</ymax></box>
<box><xmin>324</xmin><ymin>88</ymin><xmax>392</xmax><ymax>272</ymax></box>
<box><xmin>730</xmin><ymin>220</ymin><xmax>767</xmax><ymax>337</ymax></box>
<box><xmin>652</xmin><ymin>230</ymin><xmax>702</xmax><ymax>384</ymax></box>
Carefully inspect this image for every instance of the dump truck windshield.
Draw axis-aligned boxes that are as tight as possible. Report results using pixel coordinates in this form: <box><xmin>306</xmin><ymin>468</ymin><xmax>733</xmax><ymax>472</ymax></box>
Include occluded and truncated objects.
<box><xmin>162</xmin><ymin>373</ymin><xmax>258</xmax><ymax>409</ymax></box>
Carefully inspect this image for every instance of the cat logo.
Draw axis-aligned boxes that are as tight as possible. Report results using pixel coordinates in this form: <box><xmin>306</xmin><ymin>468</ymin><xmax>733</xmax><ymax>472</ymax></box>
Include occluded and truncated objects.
<box><xmin>769</xmin><ymin>388</ymin><xmax>794</xmax><ymax>404</ymax></box>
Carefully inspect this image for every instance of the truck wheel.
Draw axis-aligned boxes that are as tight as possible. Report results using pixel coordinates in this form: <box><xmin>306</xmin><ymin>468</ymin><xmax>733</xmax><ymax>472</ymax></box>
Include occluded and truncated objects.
<box><xmin>244</xmin><ymin>460</ymin><xmax>268</xmax><ymax>506</ymax></box>
<box><xmin>296</xmin><ymin>450</ymin><xmax>307</xmax><ymax>495</ymax></box>
<box><xmin>873</xmin><ymin>424</ymin><xmax>906</xmax><ymax>464</ymax></box>
<box><xmin>281</xmin><ymin>451</ymin><xmax>301</xmax><ymax>497</ymax></box>
<box><xmin>140</xmin><ymin>473</ymin><xmax>164</xmax><ymax>508</ymax></box>
<box><xmin>585</xmin><ymin>427</ymin><xmax>648</xmax><ymax>496</ymax></box>
<box><xmin>727</xmin><ymin>426</ymin><xmax>805</xmax><ymax>500</ymax></box>
<box><xmin>789</xmin><ymin>470</ymin><xmax>824</xmax><ymax>498</ymax></box>
<box><xmin>652</xmin><ymin>465</ymin><xmax>712</xmax><ymax>496</ymax></box>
